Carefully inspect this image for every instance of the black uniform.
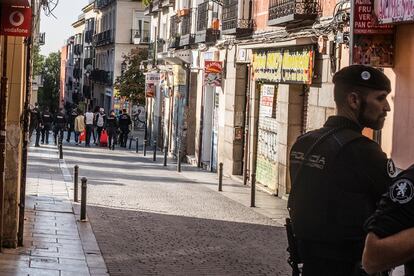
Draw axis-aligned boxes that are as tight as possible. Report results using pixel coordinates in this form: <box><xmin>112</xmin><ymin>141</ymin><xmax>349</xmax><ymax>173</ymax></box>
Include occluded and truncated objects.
<box><xmin>41</xmin><ymin>110</ymin><xmax>53</xmax><ymax>144</ymax></box>
<box><xmin>30</xmin><ymin>107</ymin><xmax>42</xmax><ymax>146</ymax></box>
<box><xmin>365</xmin><ymin>165</ymin><xmax>414</xmax><ymax>274</ymax></box>
<box><xmin>118</xmin><ymin>113</ymin><xmax>131</xmax><ymax>147</ymax></box>
<box><xmin>53</xmin><ymin>111</ymin><xmax>66</xmax><ymax>145</ymax></box>
<box><xmin>288</xmin><ymin>116</ymin><xmax>391</xmax><ymax>276</ymax></box>
<box><xmin>66</xmin><ymin>109</ymin><xmax>78</xmax><ymax>142</ymax></box>
<box><xmin>105</xmin><ymin>115</ymin><xmax>118</xmax><ymax>150</ymax></box>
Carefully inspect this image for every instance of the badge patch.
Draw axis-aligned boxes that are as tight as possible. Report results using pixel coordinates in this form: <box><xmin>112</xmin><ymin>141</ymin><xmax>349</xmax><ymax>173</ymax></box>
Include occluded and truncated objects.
<box><xmin>361</xmin><ymin>71</ymin><xmax>371</xmax><ymax>80</ymax></box>
<box><xmin>390</xmin><ymin>178</ymin><xmax>414</xmax><ymax>204</ymax></box>
<box><xmin>387</xmin><ymin>159</ymin><xmax>398</xmax><ymax>177</ymax></box>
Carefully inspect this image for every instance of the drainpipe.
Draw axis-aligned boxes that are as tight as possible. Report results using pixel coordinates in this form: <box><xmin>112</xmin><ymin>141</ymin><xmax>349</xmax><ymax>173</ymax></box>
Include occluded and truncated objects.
<box><xmin>0</xmin><ymin>36</ymin><xmax>8</xmax><ymax>250</ymax></box>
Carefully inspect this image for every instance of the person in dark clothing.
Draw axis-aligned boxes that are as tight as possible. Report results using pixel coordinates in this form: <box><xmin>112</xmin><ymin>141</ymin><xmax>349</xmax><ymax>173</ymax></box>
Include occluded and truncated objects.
<box><xmin>118</xmin><ymin>109</ymin><xmax>132</xmax><ymax>147</ymax></box>
<box><xmin>105</xmin><ymin>110</ymin><xmax>118</xmax><ymax>150</ymax></box>
<box><xmin>29</xmin><ymin>103</ymin><xmax>42</xmax><ymax>147</ymax></box>
<box><xmin>41</xmin><ymin>107</ymin><xmax>52</xmax><ymax>144</ymax></box>
<box><xmin>66</xmin><ymin>108</ymin><xmax>78</xmax><ymax>143</ymax></box>
<box><xmin>288</xmin><ymin>65</ymin><xmax>393</xmax><ymax>276</ymax></box>
<box><xmin>363</xmin><ymin>166</ymin><xmax>414</xmax><ymax>274</ymax></box>
<box><xmin>53</xmin><ymin>108</ymin><xmax>66</xmax><ymax>145</ymax></box>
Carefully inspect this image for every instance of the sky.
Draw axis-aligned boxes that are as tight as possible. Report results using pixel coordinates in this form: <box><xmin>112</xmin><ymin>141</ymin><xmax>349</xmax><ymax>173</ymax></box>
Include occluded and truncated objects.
<box><xmin>40</xmin><ymin>0</ymin><xmax>88</xmax><ymax>56</ymax></box>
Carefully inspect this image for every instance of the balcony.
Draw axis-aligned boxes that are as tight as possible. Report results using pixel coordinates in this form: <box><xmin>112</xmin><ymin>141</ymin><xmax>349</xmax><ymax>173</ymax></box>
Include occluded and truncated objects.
<box><xmin>168</xmin><ymin>36</ymin><xmax>180</xmax><ymax>49</ymax></box>
<box><xmin>74</xmin><ymin>44</ymin><xmax>83</xmax><ymax>56</ymax></box>
<box><xmin>195</xmin><ymin>1</ymin><xmax>220</xmax><ymax>44</ymax></box>
<box><xmin>161</xmin><ymin>0</ymin><xmax>175</xmax><ymax>8</ymax></box>
<box><xmin>93</xmin><ymin>30</ymin><xmax>114</xmax><ymax>47</ymax></box>
<box><xmin>222</xmin><ymin>0</ymin><xmax>254</xmax><ymax>36</ymax></box>
<box><xmin>83</xmin><ymin>58</ymin><xmax>93</xmax><ymax>69</ymax></box>
<box><xmin>268</xmin><ymin>0</ymin><xmax>320</xmax><ymax>26</ymax></box>
<box><xmin>157</xmin><ymin>38</ymin><xmax>166</xmax><ymax>53</ymax></box>
<box><xmin>95</xmin><ymin>0</ymin><xmax>115</xmax><ymax>10</ymax></box>
<box><xmin>73</xmin><ymin>67</ymin><xmax>82</xmax><ymax>80</ymax></box>
<box><xmin>131</xmin><ymin>29</ymin><xmax>150</xmax><ymax>44</ymax></box>
<box><xmin>90</xmin><ymin>69</ymin><xmax>113</xmax><ymax>86</ymax></box>
<box><xmin>179</xmin><ymin>12</ymin><xmax>195</xmax><ymax>47</ymax></box>
<box><xmin>85</xmin><ymin>30</ymin><xmax>94</xmax><ymax>44</ymax></box>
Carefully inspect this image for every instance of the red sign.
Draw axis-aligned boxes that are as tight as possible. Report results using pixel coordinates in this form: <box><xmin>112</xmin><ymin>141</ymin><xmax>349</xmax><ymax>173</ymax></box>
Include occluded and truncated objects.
<box><xmin>354</xmin><ymin>0</ymin><xmax>393</xmax><ymax>34</ymax></box>
<box><xmin>204</xmin><ymin>61</ymin><xmax>223</xmax><ymax>87</ymax></box>
<box><xmin>1</xmin><ymin>6</ymin><xmax>32</xmax><ymax>37</ymax></box>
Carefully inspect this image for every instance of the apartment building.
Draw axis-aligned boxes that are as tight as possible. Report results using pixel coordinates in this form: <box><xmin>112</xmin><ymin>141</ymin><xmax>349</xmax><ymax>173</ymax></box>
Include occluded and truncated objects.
<box><xmin>62</xmin><ymin>0</ymin><xmax>148</xmax><ymax>113</ymax></box>
<box><xmin>145</xmin><ymin>0</ymin><xmax>353</xmax><ymax>197</ymax></box>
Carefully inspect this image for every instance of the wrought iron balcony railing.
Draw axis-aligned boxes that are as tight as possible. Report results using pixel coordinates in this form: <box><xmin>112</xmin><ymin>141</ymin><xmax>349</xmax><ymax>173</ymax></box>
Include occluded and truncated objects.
<box><xmin>90</xmin><ymin>69</ymin><xmax>113</xmax><ymax>86</ymax></box>
<box><xmin>268</xmin><ymin>0</ymin><xmax>320</xmax><ymax>26</ymax></box>
<box><xmin>181</xmin><ymin>11</ymin><xmax>192</xmax><ymax>36</ymax></box>
<box><xmin>84</xmin><ymin>30</ymin><xmax>94</xmax><ymax>44</ymax></box>
<box><xmin>131</xmin><ymin>29</ymin><xmax>150</xmax><ymax>44</ymax></box>
<box><xmin>195</xmin><ymin>1</ymin><xmax>221</xmax><ymax>43</ymax></box>
<box><xmin>73</xmin><ymin>44</ymin><xmax>83</xmax><ymax>56</ymax></box>
<box><xmin>168</xmin><ymin>36</ymin><xmax>180</xmax><ymax>49</ymax></box>
<box><xmin>93</xmin><ymin>30</ymin><xmax>114</xmax><ymax>47</ymax></box>
<box><xmin>222</xmin><ymin>0</ymin><xmax>254</xmax><ymax>36</ymax></box>
<box><xmin>148</xmin><ymin>42</ymin><xmax>155</xmax><ymax>61</ymax></box>
<box><xmin>95</xmin><ymin>0</ymin><xmax>115</xmax><ymax>10</ymax></box>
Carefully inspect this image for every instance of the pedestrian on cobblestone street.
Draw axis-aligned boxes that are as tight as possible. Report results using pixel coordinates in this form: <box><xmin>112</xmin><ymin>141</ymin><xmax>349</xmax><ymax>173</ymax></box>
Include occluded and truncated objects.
<box><xmin>66</xmin><ymin>106</ymin><xmax>78</xmax><ymax>143</ymax></box>
<box><xmin>95</xmin><ymin>107</ymin><xmax>107</xmax><ymax>145</ymax></box>
<box><xmin>288</xmin><ymin>65</ymin><xmax>393</xmax><ymax>276</ymax></box>
<box><xmin>41</xmin><ymin>106</ymin><xmax>52</xmax><ymax>144</ymax></box>
<box><xmin>74</xmin><ymin>110</ymin><xmax>85</xmax><ymax>145</ymax></box>
<box><xmin>85</xmin><ymin>107</ymin><xmax>94</xmax><ymax>147</ymax></box>
<box><xmin>105</xmin><ymin>110</ymin><xmax>118</xmax><ymax>150</ymax></box>
<box><xmin>29</xmin><ymin>103</ymin><xmax>42</xmax><ymax>147</ymax></box>
<box><xmin>53</xmin><ymin>108</ymin><xmax>66</xmax><ymax>145</ymax></box>
<box><xmin>118</xmin><ymin>108</ymin><xmax>131</xmax><ymax>147</ymax></box>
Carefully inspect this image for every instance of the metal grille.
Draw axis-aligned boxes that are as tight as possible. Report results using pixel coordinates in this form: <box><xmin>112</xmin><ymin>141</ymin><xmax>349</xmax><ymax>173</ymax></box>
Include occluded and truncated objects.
<box><xmin>170</xmin><ymin>15</ymin><xmax>178</xmax><ymax>38</ymax></box>
<box><xmin>181</xmin><ymin>12</ymin><xmax>192</xmax><ymax>35</ymax></box>
<box><xmin>197</xmin><ymin>2</ymin><xmax>209</xmax><ymax>32</ymax></box>
<box><xmin>222</xmin><ymin>0</ymin><xmax>238</xmax><ymax>30</ymax></box>
<box><xmin>268</xmin><ymin>0</ymin><xmax>320</xmax><ymax>21</ymax></box>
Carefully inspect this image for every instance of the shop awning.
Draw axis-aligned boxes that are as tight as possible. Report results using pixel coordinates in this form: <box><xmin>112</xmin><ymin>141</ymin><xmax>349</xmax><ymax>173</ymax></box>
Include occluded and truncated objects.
<box><xmin>1</xmin><ymin>0</ymin><xmax>30</xmax><ymax>7</ymax></box>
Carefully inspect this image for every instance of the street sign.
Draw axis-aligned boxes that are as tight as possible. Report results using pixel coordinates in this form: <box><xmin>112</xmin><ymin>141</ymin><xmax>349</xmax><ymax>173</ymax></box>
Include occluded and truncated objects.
<box><xmin>0</xmin><ymin>5</ymin><xmax>32</xmax><ymax>37</ymax></box>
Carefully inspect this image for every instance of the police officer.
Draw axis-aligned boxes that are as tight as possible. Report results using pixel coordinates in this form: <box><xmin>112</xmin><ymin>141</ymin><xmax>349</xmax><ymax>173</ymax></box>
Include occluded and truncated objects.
<box><xmin>106</xmin><ymin>110</ymin><xmax>118</xmax><ymax>150</ymax></box>
<box><xmin>118</xmin><ymin>109</ymin><xmax>131</xmax><ymax>147</ymax></box>
<box><xmin>41</xmin><ymin>107</ymin><xmax>52</xmax><ymax>144</ymax></box>
<box><xmin>363</xmin><ymin>166</ymin><xmax>414</xmax><ymax>274</ymax></box>
<box><xmin>29</xmin><ymin>103</ymin><xmax>42</xmax><ymax>147</ymax></box>
<box><xmin>66</xmin><ymin>107</ymin><xmax>78</xmax><ymax>143</ymax></box>
<box><xmin>288</xmin><ymin>65</ymin><xmax>393</xmax><ymax>276</ymax></box>
<box><xmin>53</xmin><ymin>108</ymin><xmax>66</xmax><ymax>145</ymax></box>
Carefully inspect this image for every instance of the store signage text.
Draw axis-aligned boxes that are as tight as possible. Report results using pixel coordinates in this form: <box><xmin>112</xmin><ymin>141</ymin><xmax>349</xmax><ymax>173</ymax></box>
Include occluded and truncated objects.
<box><xmin>252</xmin><ymin>46</ymin><xmax>314</xmax><ymax>84</ymax></box>
<box><xmin>204</xmin><ymin>61</ymin><xmax>223</xmax><ymax>87</ymax></box>
<box><xmin>354</xmin><ymin>0</ymin><xmax>393</xmax><ymax>34</ymax></box>
<box><xmin>0</xmin><ymin>6</ymin><xmax>32</xmax><ymax>37</ymax></box>
<box><xmin>374</xmin><ymin>0</ymin><xmax>414</xmax><ymax>24</ymax></box>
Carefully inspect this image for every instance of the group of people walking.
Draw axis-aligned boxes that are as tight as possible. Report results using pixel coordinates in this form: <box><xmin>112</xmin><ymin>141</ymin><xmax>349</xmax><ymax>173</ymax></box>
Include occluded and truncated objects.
<box><xmin>30</xmin><ymin>104</ymin><xmax>132</xmax><ymax>150</ymax></box>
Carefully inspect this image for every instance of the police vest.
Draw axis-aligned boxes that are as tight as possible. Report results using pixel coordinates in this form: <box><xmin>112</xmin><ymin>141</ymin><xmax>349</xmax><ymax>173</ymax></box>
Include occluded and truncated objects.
<box><xmin>288</xmin><ymin>127</ymin><xmax>369</xmax><ymax>242</ymax></box>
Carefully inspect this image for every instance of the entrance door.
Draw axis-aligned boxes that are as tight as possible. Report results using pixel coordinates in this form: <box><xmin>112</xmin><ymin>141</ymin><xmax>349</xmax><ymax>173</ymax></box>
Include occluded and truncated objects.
<box><xmin>201</xmin><ymin>86</ymin><xmax>214</xmax><ymax>169</ymax></box>
<box><xmin>255</xmin><ymin>84</ymin><xmax>278</xmax><ymax>191</ymax></box>
<box><xmin>210</xmin><ymin>89</ymin><xmax>219</xmax><ymax>172</ymax></box>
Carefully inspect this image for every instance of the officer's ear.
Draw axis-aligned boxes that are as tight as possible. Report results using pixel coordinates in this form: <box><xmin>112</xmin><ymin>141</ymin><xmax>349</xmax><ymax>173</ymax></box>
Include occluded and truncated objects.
<box><xmin>347</xmin><ymin>92</ymin><xmax>361</xmax><ymax>111</ymax></box>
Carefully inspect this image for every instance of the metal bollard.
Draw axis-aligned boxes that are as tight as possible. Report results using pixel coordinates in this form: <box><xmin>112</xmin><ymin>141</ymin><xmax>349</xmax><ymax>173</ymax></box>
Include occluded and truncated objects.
<box><xmin>80</xmin><ymin>177</ymin><xmax>87</xmax><ymax>221</ymax></box>
<box><xmin>250</xmin><ymin>173</ymin><xmax>256</xmax><ymax>207</ymax></box>
<box><xmin>59</xmin><ymin>144</ymin><xmax>63</xmax><ymax>159</ymax></box>
<box><xmin>163</xmin><ymin>146</ymin><xmax>168</xmax><ymax>166</ymax></box>
<box><xmin>74</xmin><ymin>165</ymin><xmax>79</xmax><ymax>202</ymax></box>
<box><xmin>218</xmin><ymin>163</ymin><xmax>223</xmax><ymax>192</ymax></box>
<box><xmin>135</xmin><ymin>138</ymin><xmax>139</xmax><ymax>153</ymax></box>
<box><xmin>153</xmin><ymin>140</ymin><xmax>157</xmax><ymax>161</ymax></box>
<box><xmin>143</xmin><ymin>139</ymin><xmax>147</xmax><ymax>156</ymax></box>
<box><xmin>128</xmin><ymin>137</ymin><xmax>133</xmax><ymax>149</ymax></box>
<box><xmin>177</xmin><ymin>150</ymin><xmax>182</xmax><ymax>172</ymax></box>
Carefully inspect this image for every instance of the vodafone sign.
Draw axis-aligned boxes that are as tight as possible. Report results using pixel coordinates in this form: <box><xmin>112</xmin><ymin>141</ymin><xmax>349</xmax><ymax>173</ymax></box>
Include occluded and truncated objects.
<box><xmin>0</xmin><ymin>6</ymin><xmax>32</xmax><ymax>37</ymax></box>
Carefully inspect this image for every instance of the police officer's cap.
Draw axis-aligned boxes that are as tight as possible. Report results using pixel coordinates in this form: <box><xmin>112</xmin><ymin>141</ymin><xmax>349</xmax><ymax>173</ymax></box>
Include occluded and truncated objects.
<box><xmin>333</xmin><ymin>65</ymin><xmax>391</xmax><ymax>92</ymax></box>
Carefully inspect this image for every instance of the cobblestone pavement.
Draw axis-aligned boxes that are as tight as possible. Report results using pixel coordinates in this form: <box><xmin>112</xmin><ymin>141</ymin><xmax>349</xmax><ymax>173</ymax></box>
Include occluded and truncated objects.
<box><xmin>61</xmin><ymin>138</ymin><xmax>290</xmax><ymax>276</ymax></box>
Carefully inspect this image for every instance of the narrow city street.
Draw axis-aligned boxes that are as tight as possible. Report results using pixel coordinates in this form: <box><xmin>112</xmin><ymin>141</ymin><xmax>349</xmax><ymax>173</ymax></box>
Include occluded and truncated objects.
<box><xmin>59</xmin><ymin>133</ymin><xmax>290</xmax><ymax>276</ymax></box>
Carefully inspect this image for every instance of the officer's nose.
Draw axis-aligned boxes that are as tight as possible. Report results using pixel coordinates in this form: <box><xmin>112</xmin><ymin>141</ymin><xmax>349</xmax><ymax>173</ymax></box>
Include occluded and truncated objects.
<box><xmin>385</xmin><ymin>99</ymin><xmax>391</xmax><ymax>112</ymax></box>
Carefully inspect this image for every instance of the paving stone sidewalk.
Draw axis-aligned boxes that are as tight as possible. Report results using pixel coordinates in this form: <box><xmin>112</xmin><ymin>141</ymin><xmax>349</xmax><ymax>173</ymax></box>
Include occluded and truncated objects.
<box><xmin>0</xmin><ymin>145</ymin><xmax>108</xmax><ymax>276</ymax></box>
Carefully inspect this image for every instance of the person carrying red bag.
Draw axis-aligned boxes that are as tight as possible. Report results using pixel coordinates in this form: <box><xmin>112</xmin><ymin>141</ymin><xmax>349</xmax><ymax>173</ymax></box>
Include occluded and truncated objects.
<box><xmin>74</xmin><ymin>110</ymin><xmax>85</xmax><ymax>145</ymax></box>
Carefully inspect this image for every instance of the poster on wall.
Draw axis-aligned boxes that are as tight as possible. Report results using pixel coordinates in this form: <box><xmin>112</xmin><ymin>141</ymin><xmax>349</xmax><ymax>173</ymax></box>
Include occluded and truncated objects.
<box><xmin>259</xmin><ymin>85</ymin><xmax>275</xmax><ymax>118</ymax></box>
<box><xmin>374</xmin><ymin>0</ymin><xmax>414</xmax><ymax>24</ymax></box>
<box><xmin>252</xmin><ymin>46</ymin><xmax>314</xmax><ymax>84</ymax></box>
<box><xmin>352</xmin><ymin>0</ymin><xmax>395</xmax><ymax>67</ymax></box>
<box><xmin>204</xmin><ymin>61</ymin><xmax>223</xmax><ymax>87</ymax></box>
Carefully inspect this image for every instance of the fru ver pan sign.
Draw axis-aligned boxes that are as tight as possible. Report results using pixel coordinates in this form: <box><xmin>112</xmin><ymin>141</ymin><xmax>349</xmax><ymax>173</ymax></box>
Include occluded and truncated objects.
<box><xmin>252</xmin><ymin>46</ymin><xmax>314</xmax><ymax>84</ymax></box>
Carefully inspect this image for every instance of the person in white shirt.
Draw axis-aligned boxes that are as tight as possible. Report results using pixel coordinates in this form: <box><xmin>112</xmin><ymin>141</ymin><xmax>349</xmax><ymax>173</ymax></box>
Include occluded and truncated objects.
<box><xmin>84</xmin><ymin>108</ymin><xmax>94</xmax><ymax>147</ymax></box>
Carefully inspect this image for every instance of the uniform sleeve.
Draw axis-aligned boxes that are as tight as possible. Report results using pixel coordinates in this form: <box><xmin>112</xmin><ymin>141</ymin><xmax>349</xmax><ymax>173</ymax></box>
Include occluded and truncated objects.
<box><xmin>364</xmin><ymin>179</ymin><xmax>414</xmax><ymax>238</ymax></box>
